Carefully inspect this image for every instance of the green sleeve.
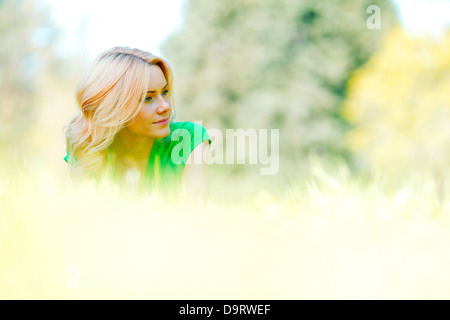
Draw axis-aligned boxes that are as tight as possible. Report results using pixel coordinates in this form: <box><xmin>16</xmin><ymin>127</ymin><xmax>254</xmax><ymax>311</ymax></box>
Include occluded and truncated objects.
<box><xmin>63</xmin><ymin>150</ymin><xmax>69</xmax><ymax>163</ymax></box>
<box><xmin>63</xmin><ymin>149</ymin><xmax>78</xmax><ymax>167</ymax></box>
<box><xmin>170</xmin><ymin>122</ymin><xmax>211</xmax><ymax>165</ymax></box>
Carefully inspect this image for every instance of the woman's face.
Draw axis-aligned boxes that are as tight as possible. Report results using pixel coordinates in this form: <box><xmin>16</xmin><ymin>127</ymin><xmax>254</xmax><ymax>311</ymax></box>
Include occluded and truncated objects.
<box><xmin>126</xmin><ymin>65</ymin><xmax>171</xmax><ymax>139</ymax></box>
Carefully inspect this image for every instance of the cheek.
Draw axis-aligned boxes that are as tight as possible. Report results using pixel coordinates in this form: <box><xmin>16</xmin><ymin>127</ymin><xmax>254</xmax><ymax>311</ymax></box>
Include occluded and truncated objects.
<box><xmin>140</xmin><ymin>105</ymin><xmax>157</xmax><ymax>119</ymax></box>
<box><xmin>127</xmin><ymin>110</ymin><xmax>151</xmax><ymax>132</ymax></box>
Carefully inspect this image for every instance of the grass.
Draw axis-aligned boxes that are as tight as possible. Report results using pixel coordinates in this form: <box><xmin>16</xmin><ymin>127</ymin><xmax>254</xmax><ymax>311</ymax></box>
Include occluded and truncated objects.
<box><xmin>1</xmin><ymin>156</ymin><xmax>450</xmax><ymax>299</ymax></box>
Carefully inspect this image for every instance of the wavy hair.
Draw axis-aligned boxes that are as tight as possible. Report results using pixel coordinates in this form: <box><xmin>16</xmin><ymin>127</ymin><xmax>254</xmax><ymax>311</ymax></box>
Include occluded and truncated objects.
<box><xmin>63</xmin><ymin>47</ymin><xmax>176</xmax><ymax>179</ymax></box>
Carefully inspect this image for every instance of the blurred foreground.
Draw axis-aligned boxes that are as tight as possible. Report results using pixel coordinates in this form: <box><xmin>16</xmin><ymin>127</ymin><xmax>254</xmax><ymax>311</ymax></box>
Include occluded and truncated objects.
<box><xmin>1</xmin><ymin>0</ymin><xmax>449</xmax><ymax>299</ymax></box>
<box><xmin>1</xmin><ymin>158</ymin><xmax>450</xmax><ymax>299</ymax></box>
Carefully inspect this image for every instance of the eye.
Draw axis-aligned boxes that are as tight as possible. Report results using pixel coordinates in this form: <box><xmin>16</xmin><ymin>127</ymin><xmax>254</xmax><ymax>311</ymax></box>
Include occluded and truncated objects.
<box><xmin>162</xmin><ymin>90</ymin><xmax>169</xmax><ymax>96</ymax></box>
<box><xmin>144</xmin><ymin>96</ymin><xmax>152</xmax><ymax>102</ymax></box>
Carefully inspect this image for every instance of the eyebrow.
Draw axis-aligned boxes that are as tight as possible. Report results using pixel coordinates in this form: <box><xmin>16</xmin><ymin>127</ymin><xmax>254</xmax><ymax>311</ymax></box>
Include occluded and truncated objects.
<box><xmin>147</xmin><ymin>84</ymin><xmax>168</xmax><ymax>94</ymax></box>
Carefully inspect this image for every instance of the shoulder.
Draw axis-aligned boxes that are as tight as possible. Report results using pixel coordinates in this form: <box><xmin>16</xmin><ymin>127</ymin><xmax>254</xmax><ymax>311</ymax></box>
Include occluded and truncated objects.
<box><xmin>169</xmin><ymin>121</ymin><xmax>211</xmax><ymax>145</ymax></box>
<box><xmin>170</xmin><ymin>121</ymin><xmax>209</xmax><ymax>134</ymax></box>
<box><xmin>163</xmin><ymin>121</ymin><xmax>211</xmax><ymax>165</ymax></box>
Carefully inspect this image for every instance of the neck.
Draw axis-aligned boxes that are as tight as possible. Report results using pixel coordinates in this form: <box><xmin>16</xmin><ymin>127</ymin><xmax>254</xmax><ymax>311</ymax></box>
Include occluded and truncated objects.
<box><xmin>111</xmin><ymin>128</ymin><xmax>155</xmax><ymax>160</ymax></box>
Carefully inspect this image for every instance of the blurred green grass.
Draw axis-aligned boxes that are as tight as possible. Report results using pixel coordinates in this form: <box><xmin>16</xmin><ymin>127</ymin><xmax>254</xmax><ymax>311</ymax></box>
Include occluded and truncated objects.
<box><xmin>1</xmin><ymin>158</ymin><xmax>450</xmax><ymax>299</ymax></box>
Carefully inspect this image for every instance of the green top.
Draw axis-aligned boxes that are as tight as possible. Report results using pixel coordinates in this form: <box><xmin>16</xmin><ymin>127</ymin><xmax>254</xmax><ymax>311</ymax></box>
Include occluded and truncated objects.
<box><xmin>64</xmin><ymin>121</ymin><xmax>211</xmax><ymax>193</ymax></box>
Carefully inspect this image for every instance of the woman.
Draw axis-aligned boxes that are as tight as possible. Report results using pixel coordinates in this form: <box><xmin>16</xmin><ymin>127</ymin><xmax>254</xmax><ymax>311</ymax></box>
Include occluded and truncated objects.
<box><xmin>63</xmin><ymin>47</ymin><xmax>211</xmax><ymax>198</ymax></box>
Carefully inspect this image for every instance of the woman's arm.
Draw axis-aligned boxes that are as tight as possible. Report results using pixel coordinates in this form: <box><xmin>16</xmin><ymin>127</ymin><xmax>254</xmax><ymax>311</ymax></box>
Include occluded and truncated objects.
<box><xmin>181</xmin><ymin>140</ymin><xmax>211</xmax><ymax>201</ymax></box>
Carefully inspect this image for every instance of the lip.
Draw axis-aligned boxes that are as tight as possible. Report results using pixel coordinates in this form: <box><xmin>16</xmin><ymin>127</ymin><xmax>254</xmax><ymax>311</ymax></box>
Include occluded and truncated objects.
<box><xmin>153</xmin><ymin>118</ymin><xmax>169</xmax><ymax>125</ymax></box>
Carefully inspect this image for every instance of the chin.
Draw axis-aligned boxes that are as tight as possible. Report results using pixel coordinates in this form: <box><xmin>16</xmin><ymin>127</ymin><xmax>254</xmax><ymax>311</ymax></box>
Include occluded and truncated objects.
<box><xmin>155</xmin><ymin>128</ymin><xmax>171</xmax><ymax>139</ymax></box>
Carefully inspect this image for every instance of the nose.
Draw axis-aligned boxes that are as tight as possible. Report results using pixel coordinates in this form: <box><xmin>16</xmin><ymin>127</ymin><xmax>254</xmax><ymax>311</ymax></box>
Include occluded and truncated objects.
<box><xmin>156</xmin><ymin>96</ymin><xmax>170</xmax><ymax>113</ymax></box>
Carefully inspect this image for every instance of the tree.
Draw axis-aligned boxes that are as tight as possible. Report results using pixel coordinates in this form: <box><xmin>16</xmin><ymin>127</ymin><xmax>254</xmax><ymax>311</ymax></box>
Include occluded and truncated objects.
<box><xmin>160</xmin><ymin>0</ymin><xmax>398</xmax><ymax>174</ymax></box>
<box><xmin>0</xmin><ymin>0</ymin><xmax>62</xmax><ymax>154</ymax></box>
<box><xmin>341</xmin><ymin>27</ymin><xmax>450</xmax><ymax>176</ymax></box>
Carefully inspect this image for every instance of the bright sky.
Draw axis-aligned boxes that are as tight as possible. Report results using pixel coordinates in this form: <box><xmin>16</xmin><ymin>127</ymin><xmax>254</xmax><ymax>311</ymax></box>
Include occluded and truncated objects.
<box><xmin>393</xmin><ymin>0</ymin><xmax>450</xmax><ymax>36</ymax></box>
<box><xmin>42</xmin><ymin>0</ymin><xmax>185</xmax><ymax>59</ymax></box>
<box><xmin>42</xmin><ymin>0</ymin><xmax>450</xmax><ymax>60</ymax></box>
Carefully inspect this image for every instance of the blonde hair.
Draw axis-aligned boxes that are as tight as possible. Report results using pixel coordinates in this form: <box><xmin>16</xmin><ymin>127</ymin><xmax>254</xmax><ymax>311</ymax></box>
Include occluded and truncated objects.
<box><xmin>64</xmin><ymin>47</ymin><xmax>176</xmax><ymax>179</ymax></box>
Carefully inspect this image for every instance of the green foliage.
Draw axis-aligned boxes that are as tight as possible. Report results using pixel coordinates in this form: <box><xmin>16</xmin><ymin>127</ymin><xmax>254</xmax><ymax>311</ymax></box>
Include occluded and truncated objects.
<box><xmin>342</xmin><ymin>27</ymin><xmax>450</xmax><ymax>176</ymax></box>
<box><xmin>0</xmin><ymin>0</ymin><xmax>61</xmax><ymax>154</ymax></box>
<box><xmin>160</xmin><ymin>0</ymin><xmax>398</xmax><ymax>170</ymax></box>
<box><xmin>2</xmin><ymin>157</ymin><xmax>450</xmax><ymax>298</ymax></box>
